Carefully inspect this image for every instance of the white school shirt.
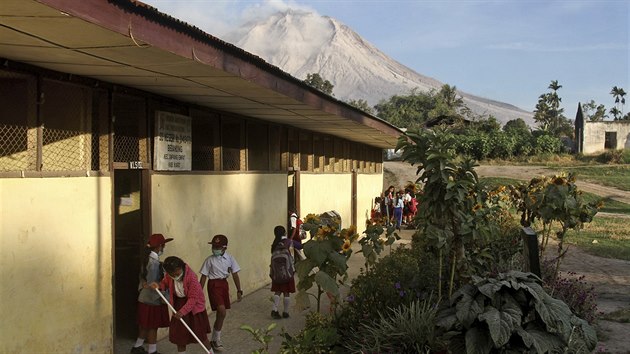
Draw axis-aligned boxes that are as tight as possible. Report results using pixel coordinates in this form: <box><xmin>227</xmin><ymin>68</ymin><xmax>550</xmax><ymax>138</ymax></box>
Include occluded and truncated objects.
<box><xmin>199</xmin><ymin>251</ymin><xmax>241</xmax><ymax>280</ymax></box>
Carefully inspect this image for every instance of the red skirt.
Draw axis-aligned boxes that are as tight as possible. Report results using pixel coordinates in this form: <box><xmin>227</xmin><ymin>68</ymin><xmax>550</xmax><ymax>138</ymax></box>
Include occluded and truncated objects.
<box><xmin>169</xmin><ymin>297</ymin><xmax>211</xmax><ymax>346</ymax></box>
<box><xmin>271</xmin><ymin>277</ymin><xmax>295</xmax><ymax>293</ymax></box>
<box><xmin>136</xmin><ymin>302</ymin><xmax>170</xmax><ymax>329</ymax></box>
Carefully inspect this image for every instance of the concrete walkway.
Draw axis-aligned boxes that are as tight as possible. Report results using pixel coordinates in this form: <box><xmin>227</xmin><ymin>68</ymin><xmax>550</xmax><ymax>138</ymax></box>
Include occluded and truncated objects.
<box><xmin>116</xmin><ymin>228</ymin><xmax>416</xmax><ymax>354</ymax></box>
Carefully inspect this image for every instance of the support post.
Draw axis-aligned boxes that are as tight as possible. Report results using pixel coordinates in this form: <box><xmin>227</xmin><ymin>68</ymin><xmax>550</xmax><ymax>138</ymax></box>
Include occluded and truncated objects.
<box><xmin>522</xmin><ymin>226</ymin><xmax>541</xmax><ymax>278</ymax></box>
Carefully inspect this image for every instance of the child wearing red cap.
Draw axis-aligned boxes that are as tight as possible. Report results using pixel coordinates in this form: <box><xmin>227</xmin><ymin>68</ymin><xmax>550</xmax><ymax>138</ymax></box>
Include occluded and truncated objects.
<box><xmin>131</xmin><ymin>233</ymin><xmax>173</xmax><ymax>354</ymax></box>
<box><xmin>199</xmin><ymin>234</ymin><xmax>242</xmax><ymax>352</ymax></box>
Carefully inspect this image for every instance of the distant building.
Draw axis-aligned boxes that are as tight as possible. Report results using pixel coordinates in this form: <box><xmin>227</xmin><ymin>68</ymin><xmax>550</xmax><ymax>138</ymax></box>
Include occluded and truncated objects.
<box><xmin>0</xmin><ymin>1</ymin><xmax>402</xmax><ymax>352</ymax></box>
<box><xmin>575</xmin><ymin>103</ymin><xmax>630</xmax><ymax>154</ymax></box>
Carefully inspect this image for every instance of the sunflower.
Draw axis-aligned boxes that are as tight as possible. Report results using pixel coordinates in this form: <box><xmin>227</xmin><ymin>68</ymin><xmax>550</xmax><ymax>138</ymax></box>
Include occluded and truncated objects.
<box><xmin>342</xmin><ymin>240</ymin><xmax>352</xmax><ymax>253</ymax></box>
<box><xmin>472</xmin><ymin>203</ymin><xmax>482</xmax><ymax>212</ymax></box>
<box><xmin>552</xmin><ymin>176</ymin><xmax>566</xmax><ymax>185</ymax></box>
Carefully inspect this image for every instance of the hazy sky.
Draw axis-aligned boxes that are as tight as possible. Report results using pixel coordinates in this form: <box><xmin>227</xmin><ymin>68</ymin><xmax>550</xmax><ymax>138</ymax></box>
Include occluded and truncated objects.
<box><xmin>143</xmin><ymin>0</ymin><xmax>629</xmax><ymax>117</ymax></box>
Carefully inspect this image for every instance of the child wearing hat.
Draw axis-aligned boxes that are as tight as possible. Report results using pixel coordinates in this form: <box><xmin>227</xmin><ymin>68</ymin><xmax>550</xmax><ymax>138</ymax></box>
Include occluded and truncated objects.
<box><xmin>199</xmin><ymin>234</ymin><xmax>243</xmax><ymax>352</ymax></box>
<box><xmin>131</xmin><ymin>233</ymin><xmax>173</xmax><ymax>354</ymax></box>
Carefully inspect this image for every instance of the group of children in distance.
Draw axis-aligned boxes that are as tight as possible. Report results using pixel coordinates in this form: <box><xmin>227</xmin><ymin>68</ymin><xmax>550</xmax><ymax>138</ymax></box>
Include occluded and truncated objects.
<box><xmin>131</xmin><ymin>213</ymin><xmax>304</xmax><ymax>354</ymax></box>
<box><xmin>131</xmin><ymin>233</ymin><xmax>241</xmax><ymax>354</ymax></box>
<box><xmin>371</xmin><ymin>185</ymin><xmax>420</xmax><ymax>230</ymax></box>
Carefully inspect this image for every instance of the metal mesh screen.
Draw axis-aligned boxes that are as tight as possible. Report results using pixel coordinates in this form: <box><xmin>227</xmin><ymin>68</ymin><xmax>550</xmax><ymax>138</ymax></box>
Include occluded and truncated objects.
<box><xmin>288</xmin><ymin>128</ymin><xmax>299</xmax><ymax>170</ymax></box>
<box><xmin>113</xmin><ymin>94</ymin><xmax>149</xmax><ymax>164</ymax></box>
<box><xmin>269</xmin><ymin>125</ymin><xmax>282</xmax><ymax>171</ymax></box>
<box><xmin>299</xmin><ymin>131</ymin><xmax>312</xmax><ymax>171</ymax></box>
<box><xmin>0</xmin><ymin>124</ymin><xmax>37</xmax><ymax>171</ymax></box>
<box><xmin>222</xmin><ymin>119</ymin><xmax>241</xmax><ymax>171</ymax></box>
<box><xmin>334</xmin><ymin>138</ymin><xmax>344</xmax><ymax>172</ymax></box>
<box><xmin>313</xmin><ymin>134</ymin><xmax>323</xmax><ymax>172</ymax></box>
<box><xmin>191</xmin><ymin>109</ymin><xmax>218</xmax><ymax>171</ymax></box>
<box><xmin>0</xmin><ymin>70</ymin><xmax>37</xmax><ymax>172</ymax></box>
<box><xmin>247</xmin><ymin>122</ymin><xmax>269</xmax><ymax>171</ymax></box>
<box><xmin>323</xmin><ymin>136</ymin><xmax>333</xmax><ymax>172</ymax></box>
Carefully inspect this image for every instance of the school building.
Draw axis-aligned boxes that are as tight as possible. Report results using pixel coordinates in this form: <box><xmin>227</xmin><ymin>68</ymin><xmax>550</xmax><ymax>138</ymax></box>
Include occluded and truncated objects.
<box><xmin>0</xmin><ymin>0</ymin><xmax>402</xmax><ymax>352</ymax></box>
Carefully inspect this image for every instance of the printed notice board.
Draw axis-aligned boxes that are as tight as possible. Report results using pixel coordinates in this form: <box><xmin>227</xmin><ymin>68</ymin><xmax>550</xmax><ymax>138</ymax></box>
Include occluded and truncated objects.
<box><xmin>154</xmin><ymin>111</ymin><xmax>192</xmax><ymax>171</ymax></box>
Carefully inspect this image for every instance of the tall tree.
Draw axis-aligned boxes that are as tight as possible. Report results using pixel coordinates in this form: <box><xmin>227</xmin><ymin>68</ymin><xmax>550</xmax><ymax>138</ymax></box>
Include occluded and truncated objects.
<box><xmin>610</xmin><ymin>86</ymin><xmax>626</xmax><ymax>120</ymax></box>
<box><xmin>533</xmin><ymin>80</ymin><xmax>573</xmax><ymax>137</ymax></box>
<box><xmin>581</xmin><ymin>100</ymin><xmax>607</xmax><ymax>122</ymax></box>
<box><xmin>303</xmin><ymin>73</ymin><xmax>334</xmax><ymax>96</ymax></box>
<box><xmin>374</xmin><ymin>88</ymin><xmax>436</xmax><ymax>129</ymax></box>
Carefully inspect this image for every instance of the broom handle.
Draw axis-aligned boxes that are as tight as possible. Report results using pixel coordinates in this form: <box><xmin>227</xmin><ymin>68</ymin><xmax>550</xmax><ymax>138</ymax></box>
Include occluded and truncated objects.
<box><xmin>154</xmin><ymin>288</ymin><xmax>212</xmax><ymax>354</ymax></box>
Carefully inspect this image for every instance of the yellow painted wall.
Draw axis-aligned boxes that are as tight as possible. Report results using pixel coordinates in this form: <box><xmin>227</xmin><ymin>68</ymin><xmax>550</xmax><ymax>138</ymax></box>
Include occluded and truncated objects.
<box><xmin>357</xmin><ymin>173</ymin><xmax>384</xmax><ymax>231</ymax></box>
<box><xmin>0</xmin><ymin>177</ymin><xmax>112</xmax><ymax>353</ymax></box>
<box><xmin>300</xmin><ymin>173</ymin><xmax>352</xmax><ymax>227</ymax></box>
<box><xmin>151</xmin><ymin>173</ymin><xmax>287</xmax><ymax>297</ymax></box>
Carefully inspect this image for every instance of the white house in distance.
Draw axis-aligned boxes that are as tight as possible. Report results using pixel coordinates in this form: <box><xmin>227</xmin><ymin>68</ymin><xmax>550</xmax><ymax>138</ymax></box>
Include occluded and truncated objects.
<box><xmin>0</xmin><ymin>0</ymin><xmax>402</xmax><ymax>352</ymax></box>
<box><xmin>575</xmin><ymin>103</ymin><xmax>630</xmax><ymax>154</ymax></box>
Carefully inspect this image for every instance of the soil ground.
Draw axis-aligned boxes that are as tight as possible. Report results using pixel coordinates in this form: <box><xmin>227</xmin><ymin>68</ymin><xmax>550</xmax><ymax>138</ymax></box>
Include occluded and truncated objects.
<box><xmin>384</xmin><ymin>161</ymin><xmax>630</xmax><ymax>354</ymax></box>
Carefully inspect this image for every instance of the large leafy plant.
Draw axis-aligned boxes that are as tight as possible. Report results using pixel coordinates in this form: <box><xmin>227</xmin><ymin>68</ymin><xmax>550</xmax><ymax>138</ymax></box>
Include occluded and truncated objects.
<box><xmin>509</xmin><ymin>174</ymin><xmax>600</xmax><ymax>278</ymax></box>
<box><xmin>397</xmin><ymin>128</ymin><xmax>503</xmax><ymax>299</ymax></box>
<box><xmin>295</xmin><ymin>213</ymin><xmax>359</xmax><ymax>312</ymax></box>
<box><xmin>436</xmin><ymin>271</ymin><xmax>597</xmax><ymax>354</ymax></box>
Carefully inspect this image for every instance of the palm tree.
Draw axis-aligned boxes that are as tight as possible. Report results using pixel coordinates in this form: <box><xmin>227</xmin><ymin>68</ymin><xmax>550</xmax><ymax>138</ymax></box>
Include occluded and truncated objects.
<box><xmin>610</xmin><ymin>86</ymin><xmax>626</xmax><ymax>115</ymax></box>
<box><xmin>609</xmin><ymin>106</ymin><xmax>621</xmax><ymax>120</ymax></box>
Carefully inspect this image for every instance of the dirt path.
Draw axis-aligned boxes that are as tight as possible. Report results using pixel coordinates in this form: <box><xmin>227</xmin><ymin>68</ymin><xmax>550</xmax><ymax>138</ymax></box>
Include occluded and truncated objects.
<box><xmin>384</xmin><ymin>161</ymin><xmax>630</xmax><ymax>353</ymax></box>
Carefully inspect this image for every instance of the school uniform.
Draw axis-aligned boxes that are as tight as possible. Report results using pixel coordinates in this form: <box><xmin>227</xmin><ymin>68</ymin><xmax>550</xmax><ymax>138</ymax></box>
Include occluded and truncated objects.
<box><xmin>136</xmin><ymin>251</ymin><xmax>170</xmax><ymax>329</ymax></box>
<box><xmin>270</xmin><ymin>238</ymin><xmax>296</xmax><ymax>293</ymax></box>
<box><xmin>158</xmin><ymin>264</ymin><xmax>211</xmax><ymax>346</ymax></box>
<box><xmin>199</xmin><ymin>251</ymin><xmax>241</xmax><ymax>310</ymax></box>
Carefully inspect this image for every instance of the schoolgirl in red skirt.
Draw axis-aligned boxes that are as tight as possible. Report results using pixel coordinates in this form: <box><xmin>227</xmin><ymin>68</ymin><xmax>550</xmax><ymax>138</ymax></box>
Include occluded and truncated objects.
<box><xmin>131</xmin><ymin>234</ymin><xmax>173</xmax><ymax>354</ymax></box>
<box><xmin>269</xmin><ymin>225</ymin><xmax>296</xmax><ymax>319</ymax></box>
<box><xmin>152</xmin><ymin>256</ymin><xmax>213</xmax><ymax>353</ymax></box>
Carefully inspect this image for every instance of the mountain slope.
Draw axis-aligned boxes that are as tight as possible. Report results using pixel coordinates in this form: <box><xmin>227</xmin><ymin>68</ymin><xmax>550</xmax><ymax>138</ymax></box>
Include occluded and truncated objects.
<box><xmin>224</xmin><ymin>10</ymin><xmax>534</xmax><ymax>126</ymax></box>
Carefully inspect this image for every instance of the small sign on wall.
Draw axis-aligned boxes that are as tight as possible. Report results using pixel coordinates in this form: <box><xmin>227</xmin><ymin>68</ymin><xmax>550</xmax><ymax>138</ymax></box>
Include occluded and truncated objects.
<box><xmin>154</xmin><ymin>111</ymin><xmax>192</xmax><ymax>171</ymax></box>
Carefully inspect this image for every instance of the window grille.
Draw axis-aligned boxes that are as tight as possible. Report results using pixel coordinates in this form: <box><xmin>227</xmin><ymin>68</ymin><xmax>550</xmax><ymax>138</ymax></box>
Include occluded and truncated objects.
<box><xmin>299</xmin><ymin>131</ymin><xmax>312</xmax><ymax>171</ymax></box>
<box><xmin>323</xmin><ymin>136</ymin><xmax>333</xmax><ymax>172</ymax></box>
<box><xmin>221</xmin><ymin>118</ymin><xmax>242</xmax><ymax>171</ymax></box>
<box><xmin>40</xmin><ymin>79</ymin><xmax>91</xmax><ymax>171</ymax></box>
<box><xmin>191</xmin><ymin>109</ymin><xmax>219</xmax><ymax>170</ymax></box>
<box><xmin>113</xmin><ymin>94</ymin><xmax>149</xmax><ymax>165</ymax></box>
<box><xmin>313</xmin><ymin>134</ymin><xmax>323</xmax><ymax>172</ymax></box>
<box><xmin>288</xmin><ymin>128</ymin><xmax>299</xmax><ymax>170</ymax></box>
<box><xmin>0</xmin><ymin>70</ymin><xmax>37</xmax><ymax>172</ymax></box>
<box><xmin>269</xmin><ymin>125</ymin><xmax>283</xmax><ymax>171</ymax></box>
<box><xmin>247</xmin><ymin>122</ymin><xmax>269</xmax><ymax>171</ymax></box>
<box><xmin>333</xmin><ymin>138</ymin><xmax>343</xmax><ymax>172</ymax></box>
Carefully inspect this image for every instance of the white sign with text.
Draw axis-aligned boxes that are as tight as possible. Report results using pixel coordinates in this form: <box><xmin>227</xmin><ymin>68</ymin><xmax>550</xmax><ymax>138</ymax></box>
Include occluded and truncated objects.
<box><xmin>154</xmin><ymin>111</ymin><xmax>192</xmax><ymax>171</ymax></box>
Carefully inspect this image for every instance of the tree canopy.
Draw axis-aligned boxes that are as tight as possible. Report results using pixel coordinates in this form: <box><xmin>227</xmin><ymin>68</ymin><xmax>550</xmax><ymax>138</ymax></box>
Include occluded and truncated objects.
<box><xmin>303</xmin><ymin>73</ymin><xmax>334</xmax><ymax>96</ymax></box>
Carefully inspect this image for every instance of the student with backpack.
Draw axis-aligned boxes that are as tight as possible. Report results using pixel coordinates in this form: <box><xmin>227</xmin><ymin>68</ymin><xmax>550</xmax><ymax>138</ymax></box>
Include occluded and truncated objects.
<box><xmin>269</xmin><ymin>225</ymin><xmax>296</xmax><ymax>319</ymax></box>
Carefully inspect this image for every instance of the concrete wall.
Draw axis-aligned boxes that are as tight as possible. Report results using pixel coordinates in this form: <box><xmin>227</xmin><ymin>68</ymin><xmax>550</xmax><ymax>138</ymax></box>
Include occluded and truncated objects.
<box><xmin>357</xmin><ymin>173</ymin><xmax>384</xmax><ymax>230</ymax></box>
<box><xmin>300</xmin><ymin>173</ymin><xmax>352</xmax><ymax>227</ymax></box>
<box><xmin>0</xmin><ymin>177</ymin><xmax>113</xmax><ymax>353</ymax></box>
<box><xmin>299</xmin><ymin>172</ymin><xmax>383</xmax><ymax>232</ymax></box>
<box><xmin>151</xmin><ymin>173</ymin><xmax>287</xmax><ymax>295</ymax></box>
<box><xmin>583</xmin><ymin>121</ymin><xmax>630</xmax><ymax>154</ymax></box>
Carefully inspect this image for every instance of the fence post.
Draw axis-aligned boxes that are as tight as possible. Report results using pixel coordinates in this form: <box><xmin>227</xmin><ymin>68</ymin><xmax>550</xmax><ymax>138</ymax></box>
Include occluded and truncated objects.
<box><xmin>521</xmin><ymin>226</ymin><xmax>541</xmax><ymax>278</ymax></box>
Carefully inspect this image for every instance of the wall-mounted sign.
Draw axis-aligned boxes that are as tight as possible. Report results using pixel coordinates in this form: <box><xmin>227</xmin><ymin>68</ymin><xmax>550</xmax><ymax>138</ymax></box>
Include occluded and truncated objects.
<box><xmin>154</xmin><ymin>111</ymin><xmax>192</xmax><ymax>171</ymax></box>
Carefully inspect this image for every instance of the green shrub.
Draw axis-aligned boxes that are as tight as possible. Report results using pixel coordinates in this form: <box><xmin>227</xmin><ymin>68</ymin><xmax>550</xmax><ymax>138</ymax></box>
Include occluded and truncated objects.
<box><xmin>280</xmin><ymin>311</ymin><xmax>340</xmax><ymax>354</ymax></box>
<box><xmin>345</xmin><ymin>298</ymin><xmax>443</xmax><ymax>353</ymax></box>
<box><xmin>534</xmin><ymin>134</ymin><xmax>563</xmax><ymax>154</ymax></box>
<box><xmin>436</xmin><ymin>271</ymin><xmax>597</xmax><ymax>353</ymax></box>
<box><xmin>335</xmin><ymin>246</ymin><xmax>439</xmax><ymax>335</ymax></box>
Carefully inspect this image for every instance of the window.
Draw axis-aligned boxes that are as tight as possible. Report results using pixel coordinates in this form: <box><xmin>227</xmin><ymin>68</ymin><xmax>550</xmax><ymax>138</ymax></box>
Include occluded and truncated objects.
<box><xmin>113</xmin><ymin>93</ymin><xmax>148</xmax><ymax>164</ymax></box>
<box><xmin>247</xmin><ymin>122</ymin><xmax>269</xmax><ymax>171</ymax></box>
<box><xmin>221</xmin><ymin>117</ymin><xmax>242</xmax><ymax>171</ymax></box>
<box><xmin>0</xmin><ymin>70</ymin><xmax>36</xmax><ymax>172</ymax></box>
<box><xmin>604</xmin><ymin>132</ymin><xmax>617</xmax><ymax>150</ymax></box>
<box><xmin>191</xmin><ymin>109</ymin><xmax>219</xmax><ymax>171</ymax></box>
<box><xmin>299</xmin><ymin>131</ymin><xmax>312</xmax><ymax>171</ymax></box>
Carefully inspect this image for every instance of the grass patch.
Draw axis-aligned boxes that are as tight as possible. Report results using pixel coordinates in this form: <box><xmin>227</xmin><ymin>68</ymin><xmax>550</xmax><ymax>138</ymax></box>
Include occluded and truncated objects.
<box><xmin>565</xmin><ymin>216</ymin><xmax>630</xmax><ymax>261</ymax></box>
<box><xmin>561</xmin><ymin>165</ymin><xmax>630</xmax><ymax>191</ymax></box>
<box><xmin>601</xmin><ymin>307</ymin><xmax>630</xmax><ymax>323</ymax></box>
